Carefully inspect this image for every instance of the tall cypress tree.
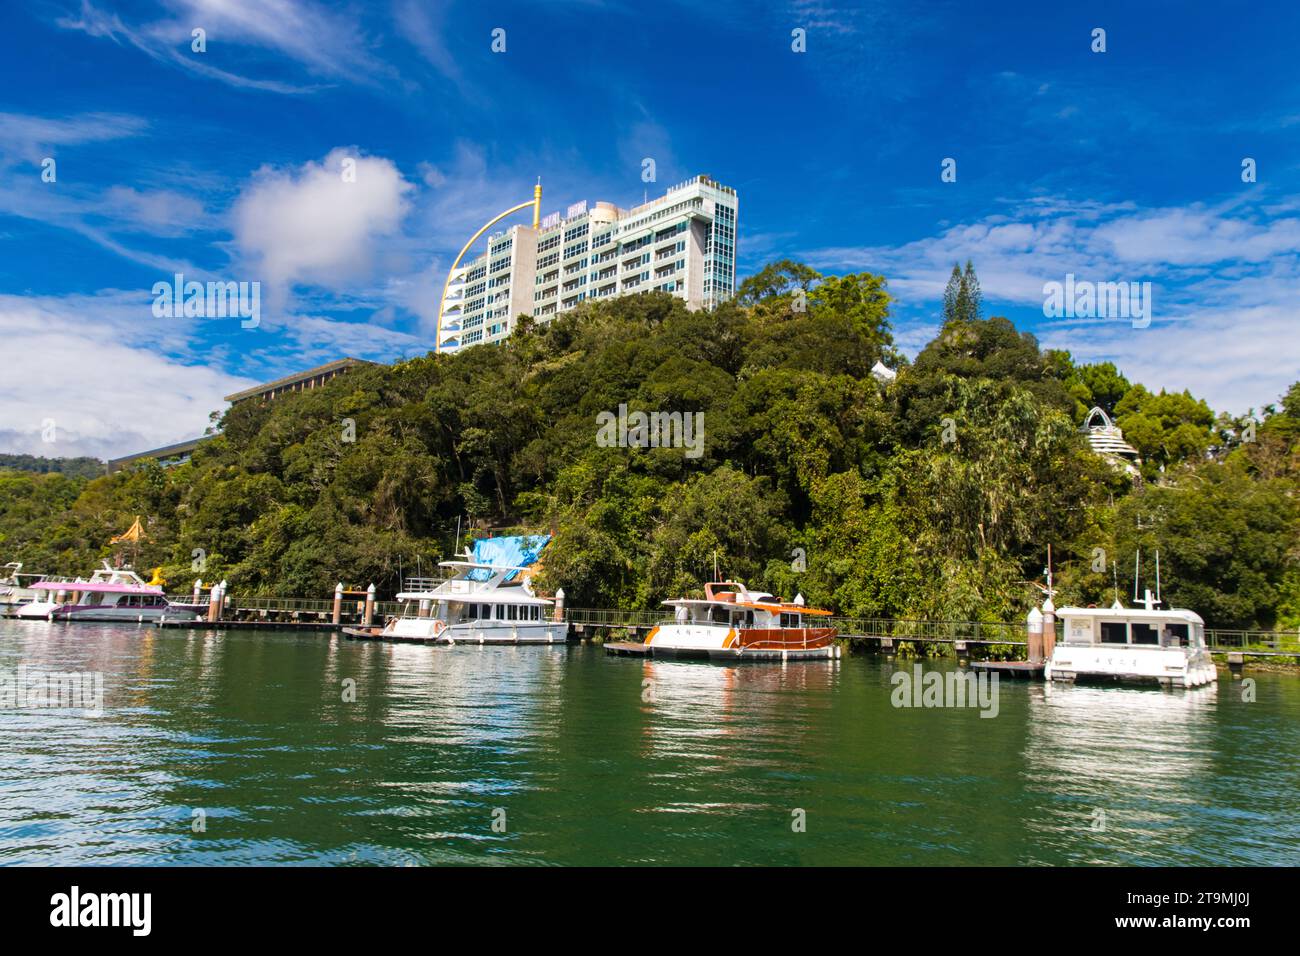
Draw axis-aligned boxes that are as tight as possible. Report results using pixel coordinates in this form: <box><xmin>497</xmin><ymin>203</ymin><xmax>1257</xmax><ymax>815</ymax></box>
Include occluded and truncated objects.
<box><xmin>942</xmin><ymin>264</ymin><xmax>963</xmax><ymax>324</ymax></box>
<box><xmin>962</xmin><ymin>259</ymin><xmax>982</xmax><ymax>322</ymax></box>
<box><xmin>942</xmin><ymin>261</ymin><xmax>983</xmax><ymax>325</ymax></box>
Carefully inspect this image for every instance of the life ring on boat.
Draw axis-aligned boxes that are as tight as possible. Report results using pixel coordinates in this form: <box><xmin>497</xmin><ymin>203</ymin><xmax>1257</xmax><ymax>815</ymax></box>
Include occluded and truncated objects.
<box><xmin>430</xmin><ymin>619</ymin><xmax>446</xmax><ymax>638</ymax></box>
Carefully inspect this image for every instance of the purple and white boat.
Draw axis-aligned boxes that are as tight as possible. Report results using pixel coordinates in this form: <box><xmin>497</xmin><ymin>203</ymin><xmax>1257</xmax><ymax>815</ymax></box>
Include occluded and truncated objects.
<box><xmin>17</xmin><ymin>563</ymin><xmax>202</xmax><ymax>623</ymax></box>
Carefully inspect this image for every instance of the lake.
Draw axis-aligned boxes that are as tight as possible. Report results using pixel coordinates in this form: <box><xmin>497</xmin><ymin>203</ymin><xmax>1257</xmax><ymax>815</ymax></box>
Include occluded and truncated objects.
<box><xmin>1</xmin><ymin>619</ymin><xmax>1297</xmax><ymax>865</ymax></box>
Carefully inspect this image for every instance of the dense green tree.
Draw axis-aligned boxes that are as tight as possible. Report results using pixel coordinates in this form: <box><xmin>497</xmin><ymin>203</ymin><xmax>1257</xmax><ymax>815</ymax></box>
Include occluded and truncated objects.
<box><xmin>2</xmin><ymin>268</ymin><xmax>1295</xmax><ymax>631</ymax></box>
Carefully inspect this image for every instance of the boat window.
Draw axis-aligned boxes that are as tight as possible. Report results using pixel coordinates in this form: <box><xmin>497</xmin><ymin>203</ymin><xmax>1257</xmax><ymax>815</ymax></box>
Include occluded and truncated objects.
<box><xmin>467</xmin><ymin>603</ymin><xmax>478</xmax><ymax>620</ymax></box>
<box><xmin>1099</xmin><ymin>621</ymin><xmax>1127</xmax><ymax>644</ymax></box>
<box><xmin>1162</xmin><ymin>623</ymin><xmax>1188</xmax><ymax>646</ymax></box>
<box><xmin>709</xmin><ymin>606</ymin><xmax>729</xmax><ymax>625</ymax></box>
<box><xmin>508</xmin><ymin>605</ymin><xmax>517</xmax><ymax>621</ymax></box>
<box><xmin>495</xmin><ymin>605</ymin><xmax>504</xmax><ymax>620</ymax></box>
<box><xmin>1131</xmin><ymin>623</ymin><xmax>1159</xmax><ymax>645</ymax></box>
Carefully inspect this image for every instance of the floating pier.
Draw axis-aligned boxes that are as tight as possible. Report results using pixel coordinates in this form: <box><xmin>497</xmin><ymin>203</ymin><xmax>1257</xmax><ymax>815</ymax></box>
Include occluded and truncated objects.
<box><xmin>970</xmin><ymin>660</ymin><xmax>1045</xmax><ymax>680</ymax></box>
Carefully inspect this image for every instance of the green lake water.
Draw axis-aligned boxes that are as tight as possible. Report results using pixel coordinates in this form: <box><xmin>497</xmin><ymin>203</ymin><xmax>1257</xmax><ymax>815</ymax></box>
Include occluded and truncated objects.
<box><xmin>1</xmin><ymin>619</ymin><xmax>1297</xmax><ymax>866</ymax></box>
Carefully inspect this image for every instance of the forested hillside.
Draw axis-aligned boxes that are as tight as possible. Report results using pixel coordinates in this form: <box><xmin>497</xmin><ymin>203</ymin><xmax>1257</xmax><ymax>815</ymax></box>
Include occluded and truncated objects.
<box><xmin>0</xmin><ymin>454</ymin><xmax>104</xmax><ymax>480</ymax></box>
<box><xmin>2</xmin><ymin>262</ymin><xmax>1297</xmax><ymax>629</ymax></box>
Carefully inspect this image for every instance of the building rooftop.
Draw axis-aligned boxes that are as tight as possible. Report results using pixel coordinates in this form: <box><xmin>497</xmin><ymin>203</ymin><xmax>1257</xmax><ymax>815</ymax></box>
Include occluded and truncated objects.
<box><xmin>223</xmin><ymin>357</ymin><xmax>374</xmax><ymax>404</ymax></box>
<box><xmin>107</xmin><ymin>436</ymin><xmax>206</xmax><ymax>473</ymax></box>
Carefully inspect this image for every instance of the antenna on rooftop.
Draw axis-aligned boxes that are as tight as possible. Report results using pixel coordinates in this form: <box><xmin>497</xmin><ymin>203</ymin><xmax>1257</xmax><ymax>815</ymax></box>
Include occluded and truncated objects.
<box><xmin>1155</xmin><ymin>550</ymin><xmax>1162</xmax><ymax>604</ymax></box>
<box><xmin>1133</xmin><ymin>549</ymin><xmax>1141</xmax><ymax>604</ymax></box>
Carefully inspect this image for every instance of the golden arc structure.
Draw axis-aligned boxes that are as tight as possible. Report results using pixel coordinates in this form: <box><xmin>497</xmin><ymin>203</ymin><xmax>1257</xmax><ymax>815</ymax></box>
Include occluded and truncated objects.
<box><xmin>436</xmin><ymin>182</ymin><xmax>542</xmax><ymax>353</ymax></box>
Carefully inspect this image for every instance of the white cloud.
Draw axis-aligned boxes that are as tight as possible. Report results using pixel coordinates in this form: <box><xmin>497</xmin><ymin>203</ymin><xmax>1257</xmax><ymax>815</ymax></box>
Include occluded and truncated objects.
<box><xmin>56</xmin><ymin>0</ymin><xmax>386</xmax><ymax>93</ymax></box>
<box><xmin>0</xmin><ymin>292</ymin><xmax>255</xmax><ymax>459</ymax></box>
<box><xmin>232</xmin><ymin>148</ymin><xmax>414</xmax><ymax>294</ymax></box>
<box><xmin>0</xmin><ymin>111</ymin><xmax>147</xmax><ymax>167</ymax></box>
<box><xmin>803</xmin><ymin>195</ymin><xmax>1300</xmax><ymax>413</ymax></box>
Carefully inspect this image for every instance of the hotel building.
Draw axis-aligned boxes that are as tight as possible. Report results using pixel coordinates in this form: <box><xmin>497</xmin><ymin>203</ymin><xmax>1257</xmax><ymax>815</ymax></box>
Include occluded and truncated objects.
<box><xmin>438</xmin><ymin>175</ymin><xmax>737</xmax><ymax>352</ymax></box>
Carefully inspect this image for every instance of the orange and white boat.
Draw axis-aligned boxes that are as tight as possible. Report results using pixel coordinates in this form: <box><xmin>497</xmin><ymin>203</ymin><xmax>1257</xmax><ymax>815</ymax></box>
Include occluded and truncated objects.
<box><xmin>643</xmin><ymin>581</ymin><xmax>840</xmax><ymax>661</ymax></box>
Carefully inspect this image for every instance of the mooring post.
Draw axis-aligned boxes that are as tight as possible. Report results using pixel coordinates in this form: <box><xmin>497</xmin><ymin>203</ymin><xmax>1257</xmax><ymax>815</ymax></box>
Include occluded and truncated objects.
<box><xmin>1027</xmin><ymin>606</ymin><xmax>1044</xmax><ymax>664</ymax></box>
<box><xmin>1042</xmin><ymin>597</ymin><xmax>1056</xmax><ymax>661</ymax></box>
<box><xmin>207</xmin><ymin>582</ymin><xmax>221</xmax><ymax>623</ymax></box>
<box><xmin>332</xmin><ymin>582</ymin><xmax>343</xmax><ymax>625</ymax></box>
<box><xmin>554</xmin><ymin>587</ymin><xmax>566</xmax><ymax>623</ymax></box>
<box><xmin>1228</xmin><ymin>651</ymin><xmax>1244</xmax><ymax>678</ymax></box>
<box><xmin>218</xmin><ymin>580</ymin><xmax>228</xmax><ymax>620</ymax></box>
<box><xmin>193</xmin><ymin>578</ymin><xmax>202</xmax><ymax>604</ymax></box>
<box><xmin>363</xmin><ymin>584</ymin><xmax>376</xmax><ymax>626</ymax></box>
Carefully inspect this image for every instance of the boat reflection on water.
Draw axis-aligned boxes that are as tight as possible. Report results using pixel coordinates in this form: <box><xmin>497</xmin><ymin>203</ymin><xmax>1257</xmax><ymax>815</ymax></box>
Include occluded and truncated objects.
<box><xmin>365</xmin><ymin>642</ymin><xmax>570</xmax><ymax>746</ymax></box>
<box><xmin>1021</xmin><ymin>678</ymin><xmax>1224</xmax><ymax>863</ymax></box>
<box><xmin>630</xmin><ymin>657</ymin><xmax>840</xmax><ymax>818</ymax></box>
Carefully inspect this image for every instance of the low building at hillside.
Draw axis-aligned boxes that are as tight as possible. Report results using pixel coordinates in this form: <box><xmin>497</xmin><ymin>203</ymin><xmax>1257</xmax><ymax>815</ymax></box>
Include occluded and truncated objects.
<box><xmin>223</xmin><ymin>357</ymin><xmax>375</xmax><ymax>406</ymax></box>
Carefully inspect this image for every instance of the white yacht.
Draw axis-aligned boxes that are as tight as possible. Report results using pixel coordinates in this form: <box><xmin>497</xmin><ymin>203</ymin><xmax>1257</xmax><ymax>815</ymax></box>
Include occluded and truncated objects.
<box><xmin>1045</xmin><ymin>589</ymin><xmax>1217</xmax><ymax>689</ymax></box>
<box><xmin>0</xmin><ymin>562</ymin><xmax>50</xmax><ymax>611</ymax></box>
<box><xmin>356</xmin><ymin>535</ymin><xmax>566</xmax><ymax>644</ymax></box>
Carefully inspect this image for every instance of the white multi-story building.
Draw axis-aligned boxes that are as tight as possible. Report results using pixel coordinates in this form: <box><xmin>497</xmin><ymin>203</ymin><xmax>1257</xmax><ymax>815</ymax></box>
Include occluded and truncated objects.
<box><xmin>438</xmin><ymin>175</ymin><xmax>737</xmax><ymax>353</ymax></box>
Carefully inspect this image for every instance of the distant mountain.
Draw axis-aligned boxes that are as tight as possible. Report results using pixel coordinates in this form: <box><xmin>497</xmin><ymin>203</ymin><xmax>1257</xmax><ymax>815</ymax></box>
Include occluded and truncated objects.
<box><xmin>0</xmin><ymin>453</ymin><xmax>104</xmax><ymax>480</ymax></box>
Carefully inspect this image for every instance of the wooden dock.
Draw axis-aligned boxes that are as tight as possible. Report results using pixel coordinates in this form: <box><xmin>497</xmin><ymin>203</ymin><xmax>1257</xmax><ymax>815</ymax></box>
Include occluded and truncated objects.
<box><xmin>155</xmin><ymin>619</ymin><xmax>344</xmax><ymax>632</ymax></box>
<box><xmin>605</xmin><ymin>641</ymin><xmax>649</xmax><ymax>656</ymax></box>
<box><xmin>970</xmin><ymin>660</ymin><xmax>1045</xmax><ymax>680</ymax></box>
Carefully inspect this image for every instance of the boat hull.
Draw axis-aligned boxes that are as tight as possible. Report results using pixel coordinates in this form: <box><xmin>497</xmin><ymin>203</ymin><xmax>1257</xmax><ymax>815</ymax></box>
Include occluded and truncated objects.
<box><xmin>1045</xmin><ymin>646</ymin><xmax>1217</xmax><ymax>688</ymax></box>
<box><xmin>642</xmin><ymin>624</ymin><xmax>838</xmax><ymax>661</ymax></box>
<box><xmin>15</xmin><ymin>601</ymin><xmax>62</xmax><ymax>619</ymax></box>
<box><xmin>16</xmin><ymin>603</ymin><xmax>199</xmax><ymax>623</ymax></box>
<box><xmin>362</xmin><ymin>618</ymin><xmax>569</xmax><ymax>644</ymax></box>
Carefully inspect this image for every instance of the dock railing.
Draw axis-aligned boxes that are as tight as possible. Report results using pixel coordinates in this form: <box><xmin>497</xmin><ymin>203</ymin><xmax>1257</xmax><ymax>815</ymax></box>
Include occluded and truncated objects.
<box><xmin>565</xmin><ymin>607</ymin><xmax>663</xmax><ymax>628</ymax></box>
<box><xmin>827</xmin><ymin>618</ymin><xmax>1033</xmax><ymax>646</ymax></box>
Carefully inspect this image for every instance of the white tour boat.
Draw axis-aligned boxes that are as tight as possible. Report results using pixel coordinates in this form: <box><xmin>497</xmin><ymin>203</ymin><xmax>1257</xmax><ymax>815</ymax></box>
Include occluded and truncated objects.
<box><xmin>0</xmin><ymin>562</ymin><xmax>51</xmax><ymax>611</ymax></box>
<box><xmin>16</xmin><ymin>563</ymin><xmax>202</xmax><ymax>623</ymax></box>
<box><xmin>1044</xmin><ymin>589</ymin><xmax>1216</xmax><ymax>689</ymax></box>
<box><xmin>642</xmin><ymin>581</ymin><xmax>840</xmax><ymax>660</ymax></box>
<box><xmin>360</xmin><ymin>535</ymin><xmax>566</xmax><ymax>644</ymax></box>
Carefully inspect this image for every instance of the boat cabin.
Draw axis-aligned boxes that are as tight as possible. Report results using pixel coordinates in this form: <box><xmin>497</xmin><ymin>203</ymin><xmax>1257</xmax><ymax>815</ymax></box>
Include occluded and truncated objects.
<box><xmin>1059</xmin><ymin>605</ymin><xmax>1206</xmax><ymax>650</ymax></box>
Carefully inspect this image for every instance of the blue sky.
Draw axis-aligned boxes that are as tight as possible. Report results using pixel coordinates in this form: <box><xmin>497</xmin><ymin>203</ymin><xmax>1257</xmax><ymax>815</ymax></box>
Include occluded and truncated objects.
<box><xmin>1</xmin><ymin>0</ymin><xmax>1298</xmax><ymax>458</ymax></box>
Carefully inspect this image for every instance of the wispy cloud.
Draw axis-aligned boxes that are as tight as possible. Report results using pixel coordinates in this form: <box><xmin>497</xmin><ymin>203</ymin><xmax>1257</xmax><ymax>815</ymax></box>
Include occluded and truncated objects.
<box><xmin>803</xmin><ymin>193</ymin><xmax>1300</xmax><ymax>413</ymax></box>
<box><xmin>55</xmin><ymin>0</ymin><xmax>390</xmax><ymax>93</ymax></box>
